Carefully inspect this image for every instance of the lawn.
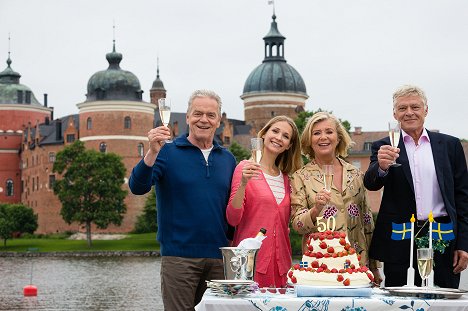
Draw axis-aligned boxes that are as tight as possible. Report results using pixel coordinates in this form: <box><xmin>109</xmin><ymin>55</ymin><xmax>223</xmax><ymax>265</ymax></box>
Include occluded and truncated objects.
<box><xmin>0</xmin><ymin>232</ymin><xmax>159</xmax><ymax>253</ymax></box>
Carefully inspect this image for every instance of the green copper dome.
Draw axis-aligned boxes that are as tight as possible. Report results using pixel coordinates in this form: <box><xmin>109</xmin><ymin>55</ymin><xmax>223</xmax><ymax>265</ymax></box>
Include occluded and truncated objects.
<box><xmin>86</xmin><ymin>42</ymin><xmax>143</xmax><ymax>102</ymax></box>
<box><xmin>243</xmin><ymin>15</ymin><xmax>307</xmax><ymax>95</ymax></box>
<box><xmin>0</xmin><ymin>54</ymin><xmax>41</xmax><ymax>105</ymax></box>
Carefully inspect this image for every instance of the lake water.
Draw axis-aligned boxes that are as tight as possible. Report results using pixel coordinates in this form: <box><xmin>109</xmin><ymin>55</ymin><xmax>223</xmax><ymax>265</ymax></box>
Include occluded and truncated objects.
<box><xmin>1</xmin><ymin>256</ymin><xmax>467</xmax><ymax>310</ymax></box>
<box><xmin>0</xmin><ymin>257</ymin><xmax>163</xmax><ymax>311</ymax></box>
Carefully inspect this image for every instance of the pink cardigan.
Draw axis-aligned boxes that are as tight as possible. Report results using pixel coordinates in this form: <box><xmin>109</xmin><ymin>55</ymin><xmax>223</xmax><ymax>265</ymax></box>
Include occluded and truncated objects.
<box><xmin>226</xmin><ymin>160</ymin><xmax>292</xmax><ymax>276</ymax></box>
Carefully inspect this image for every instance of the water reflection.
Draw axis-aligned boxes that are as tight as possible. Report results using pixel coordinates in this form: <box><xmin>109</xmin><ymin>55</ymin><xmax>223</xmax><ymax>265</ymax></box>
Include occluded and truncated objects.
<box><xmin>0</xmin><ymin>257</ymin><xmax>163</xmax><ymax>311</ymax></box>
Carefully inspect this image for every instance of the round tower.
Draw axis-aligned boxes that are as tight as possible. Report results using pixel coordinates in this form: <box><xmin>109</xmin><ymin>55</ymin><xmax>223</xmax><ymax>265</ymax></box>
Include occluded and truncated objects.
<box><xmin>149</xmin><ymin>58</ymin><xmax>167</xmax><ymax>106</ymax></box>
<box><xmin>241</xmin><ymin>14</ymin><xmax>308</xmax><ymax>133</ymax></box>
<box><xmin>77</xmin><ymin>40</ymin><xmax>155</xmax><ymax>232</ymax></box>
<box><xmin>0</xmin><ymin>52</ymin><xmax>52</xmax><ymax>204</ymax></box>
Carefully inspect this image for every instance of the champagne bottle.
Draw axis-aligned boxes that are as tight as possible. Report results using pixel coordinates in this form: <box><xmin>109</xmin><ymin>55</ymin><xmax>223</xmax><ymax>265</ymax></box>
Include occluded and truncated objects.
<box><xmin>256</xmin><ymin>228</ymin><xmax>267</xmax><ymax>237</ymax></box>
<box><xmin>246</xmin><ymin>228</ymin><xmax>267</xmax><ymax>275</ymax></box>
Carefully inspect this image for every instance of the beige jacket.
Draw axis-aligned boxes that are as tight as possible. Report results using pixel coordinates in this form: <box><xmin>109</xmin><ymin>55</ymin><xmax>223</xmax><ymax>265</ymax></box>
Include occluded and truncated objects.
<box><xmin>290</xmin><ymin>157</ymin><xmax>378</xmax><ymax>269</ymax></box>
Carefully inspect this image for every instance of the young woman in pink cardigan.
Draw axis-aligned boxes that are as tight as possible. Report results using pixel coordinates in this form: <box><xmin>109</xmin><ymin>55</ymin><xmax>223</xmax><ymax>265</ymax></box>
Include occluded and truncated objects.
<box><xmin>226</xmin><ymin>116</ymin><xmax>302</xmax><ymax>287</ymax></box>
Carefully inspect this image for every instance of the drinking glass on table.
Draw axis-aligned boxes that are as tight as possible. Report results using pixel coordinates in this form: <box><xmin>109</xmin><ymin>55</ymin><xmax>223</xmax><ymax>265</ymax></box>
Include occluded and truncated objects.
<box><xmin>388</xmin><ymin>121</ymin><xmax>401</xmax><ymax>167</ymax></box>
<box><xmin>250</xmin><ymin>138</ymin><xmax>263</xmax><ymax>179</ymax></box>
<box><xmin>417</xmin><ymin>248</ymin><xmax>433</xmax><ymax>288</ymax></box>
<box><xmin>158</xmin><ymin>98</ymin><xmax>172</xmax><ymax>143</ymax></box>
<box><xmin>322</xmin><ymin>165</ymin><xmax>333</xmax><ymax>207</ymax></box>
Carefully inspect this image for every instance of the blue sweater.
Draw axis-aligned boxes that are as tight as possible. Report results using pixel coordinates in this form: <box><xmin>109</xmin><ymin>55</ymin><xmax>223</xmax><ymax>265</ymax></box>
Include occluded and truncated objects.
<box><xmin>129</xmin><ymin>134</ymin><xmax>236</xmax><ymax>258</ymax></box>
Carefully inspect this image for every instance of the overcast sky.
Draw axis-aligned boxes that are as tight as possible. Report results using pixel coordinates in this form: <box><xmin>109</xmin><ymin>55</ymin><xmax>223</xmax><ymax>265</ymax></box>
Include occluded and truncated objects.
<box><xmin>1</xmin><ymin>0</ymin><xmax>467</xmax><ymax>139</ymax></box>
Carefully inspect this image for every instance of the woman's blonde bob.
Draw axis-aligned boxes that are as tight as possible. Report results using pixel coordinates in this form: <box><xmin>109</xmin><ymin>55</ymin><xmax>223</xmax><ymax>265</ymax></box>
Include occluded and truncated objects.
<box><xmin>300</xmin><ymin>111</ymin><xmax>354</xmax><ymax>159</ymax></box>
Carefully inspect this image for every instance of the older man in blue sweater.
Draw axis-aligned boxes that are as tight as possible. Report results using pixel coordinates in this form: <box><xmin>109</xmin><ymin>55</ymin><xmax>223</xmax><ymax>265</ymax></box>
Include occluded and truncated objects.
<box><xmin>129</xmin><ymin>90</ymin><xmax>236</xmax><ymax>310</ymax></box>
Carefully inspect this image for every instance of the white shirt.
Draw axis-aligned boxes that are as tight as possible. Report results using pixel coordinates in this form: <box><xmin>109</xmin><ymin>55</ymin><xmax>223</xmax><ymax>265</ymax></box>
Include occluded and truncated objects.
<box><xmin>402</xmin><ymin>129</ymin><xmax>446</xmax><ymax>220</ymax></box>
<box><xmin>264</xmin><ymin>172</ymin><xmax>285</xmax><ymax>204</ymax></box>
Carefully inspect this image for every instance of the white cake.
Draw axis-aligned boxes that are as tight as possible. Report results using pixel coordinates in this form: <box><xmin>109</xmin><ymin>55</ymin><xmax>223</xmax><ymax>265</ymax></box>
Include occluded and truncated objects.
<box><xmin>287</xmin><ymin>231</ymin><xmax>374</xmax><ymax>286</ymax></box>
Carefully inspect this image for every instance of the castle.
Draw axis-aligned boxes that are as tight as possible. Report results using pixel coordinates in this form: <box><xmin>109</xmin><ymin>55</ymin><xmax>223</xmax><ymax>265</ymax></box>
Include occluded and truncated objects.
<box><xmin>6</xmin><ymin>14</ymin><xmax>463</xmax><ymax>234</ymax></box>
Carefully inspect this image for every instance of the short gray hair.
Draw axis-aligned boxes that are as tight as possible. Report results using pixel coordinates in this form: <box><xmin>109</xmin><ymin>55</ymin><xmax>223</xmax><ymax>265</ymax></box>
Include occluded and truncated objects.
<box><xmin>187</xmin><ymin>89</ymin><xmax>222</xmax><ymax>116</ymax></box>
<box><xmin>393</xmin><ymin>85</ymin><xmax>427</xmax><ymax>110</ymax></box>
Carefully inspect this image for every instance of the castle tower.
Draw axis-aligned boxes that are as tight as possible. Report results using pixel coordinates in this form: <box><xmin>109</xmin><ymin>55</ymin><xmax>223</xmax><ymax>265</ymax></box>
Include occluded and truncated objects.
<box><xmin>241</xmin><ymin>14</ymin><xmax>308</xmax><ymax>133</ymax></box>
<box><xmin>0</xmin><ymin>50</ymin><xmax>52</xmax><ymax>204</ymax></box>
<box><xmin>149</xmin><ymin>58</ymin><xmax>167</xmax><ymax>106</ymax></box>
<box><xmin>76</xmin><ymin>39</ymin><xmax>155</xmax><ymax>232</ymax></box>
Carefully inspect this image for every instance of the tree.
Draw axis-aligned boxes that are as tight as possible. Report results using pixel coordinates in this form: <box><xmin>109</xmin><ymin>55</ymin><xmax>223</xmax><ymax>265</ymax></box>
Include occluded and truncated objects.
<box><xmin>0</xmin><ymin>203</ymin><xmax>38</xmax><ymax>246</ymax></box>
<box><xmin>229</xmin><ymin>141</ymin><xmax>251</xmax><ymax>164</ymax></box>
<box><xmin>53</xmin><ymin>140</ymin><xmax>127</xmax><ymax>247</ymax></box>
<box><xmin>295</xmin><ymin>109</ymin><xmax>351</xmax><ymax>135</ymax></box>
<box><xmin>133</xmin><ymin>188</ymin><xmax>158</xmax><ymax>233</ymax></box>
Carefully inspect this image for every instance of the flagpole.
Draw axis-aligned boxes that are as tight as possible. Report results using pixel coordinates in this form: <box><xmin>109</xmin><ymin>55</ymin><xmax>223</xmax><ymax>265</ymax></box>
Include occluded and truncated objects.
<box><xmin>405</xmin><ymin>214</ymin><xmax>415</xmax><ymax>287</ymax></box>
<box><xmin>428</xmin><ymin>212</ymin><xmax>434</xmax><ymax>287</ymax></box>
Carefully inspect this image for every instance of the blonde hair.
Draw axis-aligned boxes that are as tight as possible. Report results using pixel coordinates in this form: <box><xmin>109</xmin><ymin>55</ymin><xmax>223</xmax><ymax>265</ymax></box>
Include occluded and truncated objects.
<box><xmin>392</xmin><ymin>85</ymin><xmax>427</xmax><ymax>110</ymax></box>
<box><xmin>257</xmin><ymin>116</ymin><xmax>303</xmax><ymax>174</ymax></box>
<box><xmin>300</xmin><ymin>112</ymin><xmax>353</xmax><ymax>159</ymax></box>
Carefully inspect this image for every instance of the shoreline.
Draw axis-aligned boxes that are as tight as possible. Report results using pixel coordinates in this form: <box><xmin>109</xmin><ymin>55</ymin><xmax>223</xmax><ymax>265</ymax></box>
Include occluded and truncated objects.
<box><xmin>0</xmin><ymin>250</ymin><xmax>160</xmax><ymax>257</ymax></box>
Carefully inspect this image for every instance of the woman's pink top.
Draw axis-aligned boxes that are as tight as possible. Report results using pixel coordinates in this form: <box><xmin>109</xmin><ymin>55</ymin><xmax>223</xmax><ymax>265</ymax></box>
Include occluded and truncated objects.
<box><xmin>227</xmin><ymin>160</ymin><xmax>292</xmax><ymax>276</ymax></box>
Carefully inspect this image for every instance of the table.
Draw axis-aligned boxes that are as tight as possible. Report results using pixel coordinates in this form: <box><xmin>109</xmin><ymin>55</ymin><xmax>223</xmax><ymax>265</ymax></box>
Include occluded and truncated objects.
<box><xmin>195</xmin><ymin>288</ymin><xmax>468</xmax><ymax>311</ymax></box>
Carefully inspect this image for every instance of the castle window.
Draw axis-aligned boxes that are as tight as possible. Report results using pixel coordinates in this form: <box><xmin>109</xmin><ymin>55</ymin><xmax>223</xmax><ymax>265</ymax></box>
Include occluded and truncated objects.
<box><xmin>137</xmin><ymin>143</ymin><xmax>144</xmax><ymax>157</ymax></box>
<box><xmin>352</xmin><ymin>161</ymin><xmax>361</xmax><ymax>170</ymax></box>
<box><xmin>25</xmin><ymin>91</ymin><xmax>31</xmax><ymax>103</ymax></box>
<box><xmin>49</xmin><ymin>152</ymin><xmax>56</xmax><ymax>163</ymax></box>
<box><xmin>17</xmin><ymin>90</ymin><xmax>23</xmax><ymax>103</ymax></box>
<box><xmin>99</xmin><ymin>142</ymin><xmax>107</xmax><ymax>153</ymax></box>
<box><xmin>49</xmin><ymin>175</ymin><xmax>56</xmax><ymax>189</ymax></box>
<box><xmin>36</xmin><ymin>176</ymin><xmax>39</xmax><ymax>191</ymax></box>
<box><xmin>87</xmin><ymin>117</ymin><xmax>92</xmax><ymax>130</ymax></box>
<box><xmin>271</xmin><ymin>111</ymin><xmax>275</xmax><ymax>117</ymax></box>
<box><xmin>224</xmin><ymin>137</ymin><xmax>230</xmax><ymax>145</ymax></box>
<box><xmin>32</xmin><ymin>178</ymin><xmax>35</xmax><ymax>192</ymax></box>
<box><xmin>363</xmin><ymin>142</ymin><xmax>372</xmax><ymax>151</ymax></box>
<box><xmin>66</xmin><ymin>134</ymin><xmax>75</xmax><ymax>143</ymax></box>
<box><xmin>124</xmin><ymin>116</ymin><xmax>131</xmax><ymax>129</ymax></box>
<box><xmin>6</xmin><ymin>179</ymin><xmax>13</xmax><ymax>196</ymax></box>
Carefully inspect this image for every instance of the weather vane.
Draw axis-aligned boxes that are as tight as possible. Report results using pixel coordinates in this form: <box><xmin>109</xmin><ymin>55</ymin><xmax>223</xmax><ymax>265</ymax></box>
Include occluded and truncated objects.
<box><xmin>8</xmin><ymin>32</ymin><xmax>11</xmax><ymax>58</ymax></box>
<box><xmin>268</xmin><ymin>0</ymin><xmax>276</xmax><ymax>15</ymax></box>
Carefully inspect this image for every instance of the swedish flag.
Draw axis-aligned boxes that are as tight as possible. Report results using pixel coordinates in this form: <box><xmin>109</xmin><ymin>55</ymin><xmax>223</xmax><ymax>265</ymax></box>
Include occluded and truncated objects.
<box><xmin>391</xmin><ymin>222</ymin><xmax>412</xmax><ymax>240</ymax></box>
<box><xmin>431</xmin><ymin>222</ymin><xmax>455</xmax><ymax>241</ymax></box>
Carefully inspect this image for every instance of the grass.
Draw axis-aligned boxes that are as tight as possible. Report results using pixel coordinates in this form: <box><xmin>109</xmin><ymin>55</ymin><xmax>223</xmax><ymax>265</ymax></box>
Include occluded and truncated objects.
<box><xmin>0</xmin><ymin>232</ymin><xmax>159</xmax><ymax>253</ymax></box>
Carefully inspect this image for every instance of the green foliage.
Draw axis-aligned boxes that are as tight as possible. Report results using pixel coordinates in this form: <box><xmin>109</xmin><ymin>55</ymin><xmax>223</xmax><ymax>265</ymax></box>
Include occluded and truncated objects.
<box><xmin>52</xmin><ymin>140</ymin><xmax>127</xmax><ymax>247</ymax></box>
<box><xmin>416</xmin><ymin>234</ymin><xmax>450</xmax><ymax>254</ymax></box>
<box><xmin>133</xmin><ymin>189</ymin><xmax>158</xmax><ymax>233</ymax></box>
<box><xmin>0</xmin><ymin>203</ymin><xmax>38</xmax><ymax>246</ymax></box>
<box><xmin>294</xmin><ymin>109</ymin><xmax>351</xmax><ymax>135</ymax></box>
<box><xmin>290</xmin><ymin>229</ymin><xmax>303</xmax><ymax>256</ymax></box>
<box><xmin>229</xmin><ymin>141</ymin><xmax>251</xmax><ymax>164</ymax></box>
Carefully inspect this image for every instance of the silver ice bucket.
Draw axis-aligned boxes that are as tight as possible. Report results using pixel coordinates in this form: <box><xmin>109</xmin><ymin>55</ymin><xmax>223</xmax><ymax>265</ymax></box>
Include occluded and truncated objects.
<box><xmin>220</xmin><ymin>247</ymin><xmax>259</xmax><ymax>280</ymax></box>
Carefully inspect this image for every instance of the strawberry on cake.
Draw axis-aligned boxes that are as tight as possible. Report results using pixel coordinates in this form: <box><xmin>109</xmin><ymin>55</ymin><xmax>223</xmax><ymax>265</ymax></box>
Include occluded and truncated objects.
<box><xmin>287</xmin><ymin>230</ymin><xmax>374</xmax><ymax>287</ymax></box>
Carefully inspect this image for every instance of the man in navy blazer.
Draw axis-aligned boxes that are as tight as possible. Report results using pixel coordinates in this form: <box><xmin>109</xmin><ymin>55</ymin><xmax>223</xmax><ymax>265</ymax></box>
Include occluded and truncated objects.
<box><xmin>364</xmin><ymin>85</ymin><xmax>468</xmax><ymax>288</ymax></box>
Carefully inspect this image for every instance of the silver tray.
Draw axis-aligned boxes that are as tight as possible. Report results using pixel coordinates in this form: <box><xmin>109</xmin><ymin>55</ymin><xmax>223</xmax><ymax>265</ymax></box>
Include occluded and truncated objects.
<box><xmin>384</xmin><ymin>286</ymin><xmax>468</xmax><ymax>299</ymax></box>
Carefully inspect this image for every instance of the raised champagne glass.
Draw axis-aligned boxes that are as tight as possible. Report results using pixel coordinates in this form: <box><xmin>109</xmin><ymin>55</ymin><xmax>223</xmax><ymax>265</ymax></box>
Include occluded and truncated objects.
<box><xmin>388</xmin><ymin>121</ymin><xmax>401</xmax><ymax>167</ymax></box>
<box><xmin>417</xmin><ymin>248</ymin><xmax>433</xmax><ymax>288</ymax></box>
<box><xmin>250</xmin><ymin>138</ymin><xmax>263</xmax><ymax>179</ymax></box>
<box><xmin>158</xmin><ymin>98</ymin><xmax>172</xmax><ymax>143</ymax></box>
<box><xmin>322</xmin><ymin>165</ymin><xmax>333</xmax><ymax>207</ymax></box>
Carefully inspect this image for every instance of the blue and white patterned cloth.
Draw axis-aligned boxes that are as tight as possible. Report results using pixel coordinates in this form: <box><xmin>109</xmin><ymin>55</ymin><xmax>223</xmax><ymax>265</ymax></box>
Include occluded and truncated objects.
<box><xmin>195</xmin><ymin>288</ymin><xmax>468</xmax><ymax>311</ymax></box>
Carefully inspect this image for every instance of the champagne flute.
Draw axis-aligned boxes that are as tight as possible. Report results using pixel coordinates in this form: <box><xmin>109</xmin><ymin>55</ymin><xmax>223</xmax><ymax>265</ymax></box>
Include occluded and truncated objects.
<box><xmin>417</xmin><ymin>248</ymin><xmax>433</xmax><ymax>288</ymax></box>
<box><xmin>158</xmin><ymin>98</ymin><xmax>172</xmax><ymax>143</ymax></box>
<box><xmin>388</xmin><ymin>121</ymin><xmax>401</xmax><ymax>167</ymax></box>
<box><xmin>322</xmin><ymin>165</ymin><xmax>333</xmax><ymax>207</ymax></box>
<box><xmin>250</xmin><ymin>138</ymin><xmax>263</xmax><ymax>179</ymax></box>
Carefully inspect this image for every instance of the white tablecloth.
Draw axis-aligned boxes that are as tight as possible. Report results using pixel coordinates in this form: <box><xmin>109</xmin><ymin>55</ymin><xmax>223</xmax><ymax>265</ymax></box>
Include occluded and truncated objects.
<box><xmin>196</xmin><ymin>288</ymin><xmax>468</xmax><ymax>311</ymax></box>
